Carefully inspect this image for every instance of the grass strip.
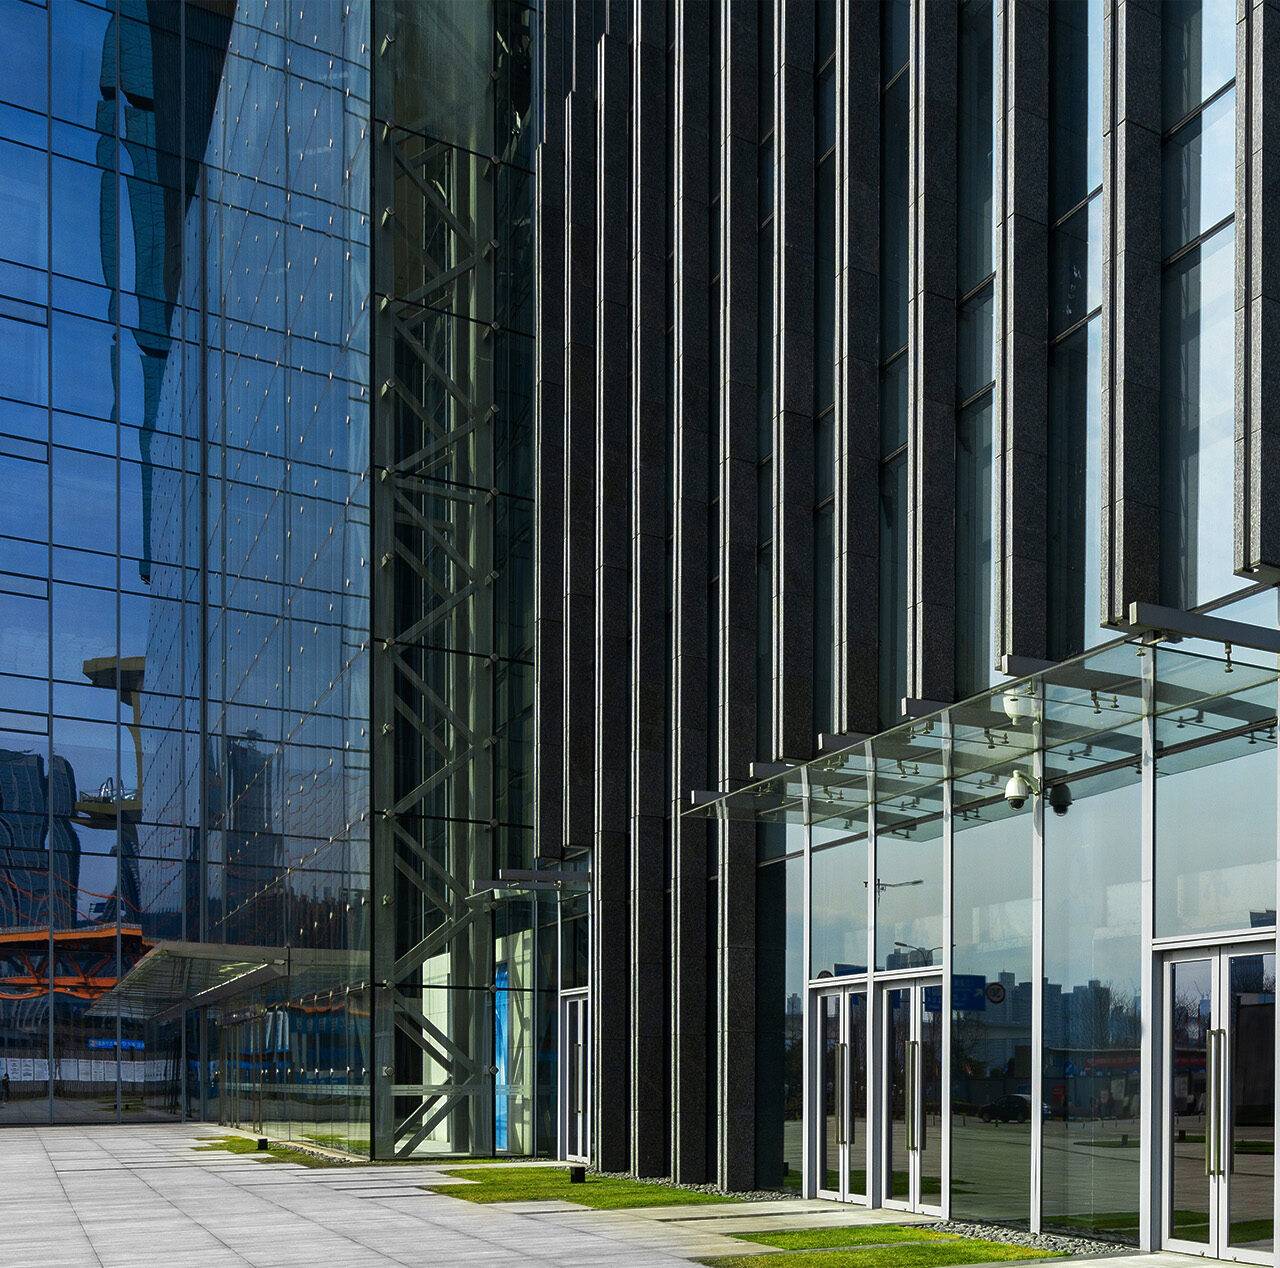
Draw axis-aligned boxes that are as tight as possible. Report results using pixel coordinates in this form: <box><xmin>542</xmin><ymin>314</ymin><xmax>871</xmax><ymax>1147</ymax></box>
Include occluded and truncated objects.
<box><xmin>193</xmin><ymin>1133</ymin><xmax>347</xmax><ymax>1168</ymax></box>
<box><xmin>426</xmin><ymin>1165</ymin><xmax>738</xmax><ymax>1210</ymax></box>
<box><xmin>699</xmin><ymin>1240</ymin><xmax>1057</xmax><ymax>1268</ymax></box>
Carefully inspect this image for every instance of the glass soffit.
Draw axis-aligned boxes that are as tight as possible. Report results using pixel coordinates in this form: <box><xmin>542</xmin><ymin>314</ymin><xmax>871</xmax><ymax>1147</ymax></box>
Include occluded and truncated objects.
<box><xmin>687</xmin><ymin>637</ymin><xmax>1279</xmax><ymax>828</ymax></box>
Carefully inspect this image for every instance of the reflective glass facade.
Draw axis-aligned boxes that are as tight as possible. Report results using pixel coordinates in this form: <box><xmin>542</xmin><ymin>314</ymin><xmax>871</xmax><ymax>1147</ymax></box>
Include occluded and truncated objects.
<box><xmin>716</xmin><ymin>636</ymin><xmax>1278</xmax><ymax>1239</ymax></box>
<box><xmin>0</xmin><ymin>0</ymin><xmax>371</xmax><ymax>1135</ymax></box>
<box><xmin>0</xmin><ymin>0</ymin><xmax>537</xmax><ymax>1160</ymax></box>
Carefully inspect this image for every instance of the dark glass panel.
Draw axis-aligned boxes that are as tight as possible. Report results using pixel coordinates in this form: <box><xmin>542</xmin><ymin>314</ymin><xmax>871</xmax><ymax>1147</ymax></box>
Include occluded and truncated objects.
<box><xmin>952</xmin><ymin>794</ymin><xmax>1033</xmax><ymax>1226</ymax></box>
<box><xmin>816</xmin><ymin>0</ymin><xmax>836</xmax><ymax>67</ymax></box>
<box><xmin>814</xmin><ymin>502</ymin><xmax>834</xmax><ymax>735</ymax></box>
<box><xmin>1049</xmin><ymin>195</ymin><xmax>1101</xmax><ymax>337</ymax></box>
<box><xmin>1162</xmin><ymin>0</ymin><xmax>1236</xmax><ymax>128</ymax></box>
<box><xmin>955</xmin><ymin>394</ymin><xmax>994</xmax><ymax>696</ymax></box>
<box><xmin>1158</xmin><ymin>223</ymin><xmax>1236</xmax><ymax>609</ymax></box>
<box><xmin>878</xmin><ymin>454</ymin><xmax>907</xmax><ymax>727</ymax></box>
<box><xmin>1047</xmin><ymin>318</ymin><xmax>1103</xmax><ymax>660</ymax></box>
<box><xmin>880</xmin><ymin>353</ymin><xmax>908</xmax><ymax>455</ymax></box>
<box><xmin>882</xmin><ymin>0</ymin><xmax>910</xmax><ymax>82</ymax></box>
<box><xmin>1161</xmin><ymin>88</ymin><xmax>1235</xmax><ymax>257</ymax></box>
<box><xmin>957</xmin><ymin>284</ymin><xmax>995</xmax><ymax>401</ymax></box>
<box><xmin>754</xmin><ymin>854</ymin><xmax>804</xmax><ymax>1192</ymax></box>
<box><xmin>880</xmin><ymin>73</ymin><xmax>909</xmax><ymax>355</ymax></box>
<box><xmin>957</xmin><ymin>0</ymin><xmax>996</xmax><ymax>295</ymax></box>
<box><xmin>815</xmin><ymin>154</ymin><xmax>836</xmax><ymax>413</ymax></box>
<box><xmin>1050</xmin><ymin>0</ymin><xmax>1102</xmax><ymax>218</ymax></box>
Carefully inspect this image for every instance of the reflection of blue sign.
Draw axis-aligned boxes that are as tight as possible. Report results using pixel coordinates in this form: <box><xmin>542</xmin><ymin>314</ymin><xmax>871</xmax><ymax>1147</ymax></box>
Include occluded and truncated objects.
<box><xmin>494</xmin><ymin>961</ymin><xmax>509</xmax><ymax>1151</ymax></box>
<box><xmin>88</xmin><ymin>1039</ymin><xmax>144</xmax><ymax>1051</ymax></box>
<box><xmin>952</xmin><ymin>975</ymin><xmax>986</xmax><ymax>1011</ymax></box>
<box><xmin>923</xmin><ymin>985</ymin><xmax>942</xmax><ymax>1014</ymax></box>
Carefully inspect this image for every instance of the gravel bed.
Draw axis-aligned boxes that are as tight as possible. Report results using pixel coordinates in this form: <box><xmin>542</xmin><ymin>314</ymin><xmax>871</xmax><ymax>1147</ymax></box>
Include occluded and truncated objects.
<box><xmin>931</xmin><ymin>1220</ymin><xmax>1130</xmax><ymax>1257</ymax></box>
<box><xmin>590</xmin><ymin>1169</ymin><xmax>798</xmax><ymax>1202</ymax></box>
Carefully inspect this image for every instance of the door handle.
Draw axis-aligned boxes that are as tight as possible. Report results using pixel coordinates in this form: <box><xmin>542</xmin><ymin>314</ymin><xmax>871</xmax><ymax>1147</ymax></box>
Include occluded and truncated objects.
<box><xmin>1215</xmin><ymin>1028</ymin><xmax>1226</xmax><ymax>1177</ymax></box>
<box><xmin>1205</xmin><ymin>1027</ymin><xmax>1213</xmax><ymax>1176</ymax></box>
<box><xmin>906</xmin><ymin>1039</ymin><xmax>918</xmax><ymax>1152</ymax></box>
<box><xmin>836</xmin><ymin>1042</ymin><xmax>846</xmax><ymax>1146</ymax></box>
<box><xmin>1205</xmin><ymin>1028</ymin><xmax>1226</xmax><ymax>1177</ymax></box>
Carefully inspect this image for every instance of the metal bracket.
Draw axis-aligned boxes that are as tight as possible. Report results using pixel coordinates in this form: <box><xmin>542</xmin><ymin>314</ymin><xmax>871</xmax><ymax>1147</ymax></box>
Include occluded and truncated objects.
<box><xmin>1126</xmin><ymin>602</ymin><xmax>1280</xmax><ymax>655</ymax></box>
<box><xmin>816</xmin><ymin>731</ymin><xmax>869</xmax><ymax>754</ymax></box>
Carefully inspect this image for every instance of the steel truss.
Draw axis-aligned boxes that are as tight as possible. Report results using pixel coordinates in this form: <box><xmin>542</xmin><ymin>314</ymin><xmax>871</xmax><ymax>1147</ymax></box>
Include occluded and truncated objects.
<box><xmin>370</xmin><ymin>28</ymin><xmax>502</xmax><ymax>1156</ymax></box>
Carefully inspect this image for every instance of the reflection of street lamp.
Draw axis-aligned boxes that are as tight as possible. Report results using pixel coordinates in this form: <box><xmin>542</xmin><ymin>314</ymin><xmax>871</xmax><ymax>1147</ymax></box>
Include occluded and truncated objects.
<box><xmin>894</xmin><ymin>941</ymin><xmax>942</xmax><ymax>968</ymax></box>
<box><xmin>864</xmin><ymin>878</ymin><xmax>924</xmax><ymax>896</ymax></box>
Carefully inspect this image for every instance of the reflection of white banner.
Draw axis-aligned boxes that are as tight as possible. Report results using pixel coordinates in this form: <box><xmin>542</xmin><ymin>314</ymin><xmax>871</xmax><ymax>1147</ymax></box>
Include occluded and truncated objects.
<box><xmin>33</xmin><ymin>1060</ymin><xmax>48</xmax><ymax>1082</ymax></box>
<box><xmin>20</xmin><ymin>1059</ymin><xmax>34</xmax><ymax>1081</ymax></box>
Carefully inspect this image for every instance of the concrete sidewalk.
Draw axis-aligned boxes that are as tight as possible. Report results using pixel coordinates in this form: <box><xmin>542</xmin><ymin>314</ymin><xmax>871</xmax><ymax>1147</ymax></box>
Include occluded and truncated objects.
<box><xmin>0</xmin><ymin>1123</ymin><xmax>1153</xmax><ymax>1268</ymax></box>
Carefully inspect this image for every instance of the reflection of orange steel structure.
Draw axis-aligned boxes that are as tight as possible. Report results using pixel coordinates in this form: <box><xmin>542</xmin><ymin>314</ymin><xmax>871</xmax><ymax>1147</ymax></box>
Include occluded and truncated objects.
<box><xmin>0</xmin><ymin>925</ymin><xmax>150</xmax><ymax>1002</ymax></box>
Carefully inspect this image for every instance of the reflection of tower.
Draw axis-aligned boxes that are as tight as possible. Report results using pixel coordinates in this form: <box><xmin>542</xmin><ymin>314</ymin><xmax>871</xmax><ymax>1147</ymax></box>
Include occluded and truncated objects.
<box><xmin>223</xmin><ymin>734</ymin><xmax>284</xmax><ymax>943</ymax></box>
<box><xmin>79</xmin><ymin>656</ymin><xmax>144</xmax><ymax>925</ymax></box>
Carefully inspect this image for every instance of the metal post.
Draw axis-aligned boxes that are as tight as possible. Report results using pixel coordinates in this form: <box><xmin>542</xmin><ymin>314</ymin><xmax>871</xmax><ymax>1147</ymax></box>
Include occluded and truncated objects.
<box><xmin>1138</xmin><ymin>645</ymin><xmax>1159</xmax><ymax>1249</ymax></box>
<box><xmin>1029</xmin><ymin>686</ymin><xmax>1045</xmax><ymax>1232</ymax></box>
<box><xmin>940</xmin><ymin>711</ymin><xmax>953</xmax><ymax>1219</ymax></box>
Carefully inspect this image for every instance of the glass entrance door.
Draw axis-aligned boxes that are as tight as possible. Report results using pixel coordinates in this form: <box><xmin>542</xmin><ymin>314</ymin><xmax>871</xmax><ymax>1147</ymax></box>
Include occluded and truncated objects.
<box><xmin>559</xmin><ymin>992</ymin><xmax>588</xmax><ymax>1163</ymax></box>
<box><xmin>883</xmin><ymin>978</ymin><xmax>943</xmax><ymax>1214</ymax></box>
<box><xmin>1164</xmin><ymin>944</ymin><xmax>1274</xmax><ymax>1263</ymax></box>
<box><xmin>814</xmin><ymin>985</ymin><xmax>867</xmax><ymax>1202</ymax></box>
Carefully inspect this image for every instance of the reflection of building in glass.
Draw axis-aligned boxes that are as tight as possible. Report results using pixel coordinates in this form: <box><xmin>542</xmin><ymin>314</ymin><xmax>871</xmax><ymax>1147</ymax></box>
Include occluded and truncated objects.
<box><xmin>0</xmin><ymin>0</ymin><xmax>536</xmax><ymax>1148</ymax></box>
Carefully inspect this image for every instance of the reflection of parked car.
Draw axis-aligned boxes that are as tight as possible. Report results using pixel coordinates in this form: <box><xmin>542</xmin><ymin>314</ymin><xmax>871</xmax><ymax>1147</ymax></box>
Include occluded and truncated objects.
<box><xmin>980</xmin><ymin>1094</ymin><xmax>1031</xmax><ymax>1123</ymax></box>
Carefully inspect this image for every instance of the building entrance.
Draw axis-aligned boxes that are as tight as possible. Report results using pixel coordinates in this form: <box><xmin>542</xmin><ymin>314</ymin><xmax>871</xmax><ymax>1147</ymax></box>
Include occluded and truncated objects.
<box><xmin>882</xmin><ymin>978</ymin><xmax>943</xmax><ymax>1215</ymax></box>
<box><xmin>1164</xmin><ymin>944</ymin><xmax>1275</xmax><ymax>1263</ymax></box>
<box><xmin>815</xmin><ymin>985</ymin><xmax>867</xmax><ymax>1202</ymax></box>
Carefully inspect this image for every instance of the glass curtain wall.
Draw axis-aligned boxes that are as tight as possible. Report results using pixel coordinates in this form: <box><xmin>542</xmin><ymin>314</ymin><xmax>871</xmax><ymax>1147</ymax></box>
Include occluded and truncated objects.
<box><xmin>879</xmin><ymin>0</ymin><xmax>909</xmax><ymax>727</ymax></box>
<box><xmin>814</xmin><ymin>0</ymin><xmax>837</xmax><ymax>736</ymax></box>
<box><xmin>0</xmin><ymin>0</ymin><xmax>372</xmax><ymax>1138</ymax></box>
<box><xmin>954</xmin><ymin>0</ymin><xmax>997</xmax><ymax>696</ymax></box>
<box><xmin>731</xmin><ymin>636</ymin><xmax>1278</xmax><ymax>1220</ymax></box>
<box><xmin>757</xmin><ymin>0</ymin><xmax>775</xmax><ymax>756</ymax></box>
<box><xmin>1047</xmin><ymin>0</ymin><xmax>1104</xmax><ymax>660</ymax></box>
<box><xmin>1159</xmin><ymin>0</ymin><xmax>1237</xmax><ymax>608</ymax></box>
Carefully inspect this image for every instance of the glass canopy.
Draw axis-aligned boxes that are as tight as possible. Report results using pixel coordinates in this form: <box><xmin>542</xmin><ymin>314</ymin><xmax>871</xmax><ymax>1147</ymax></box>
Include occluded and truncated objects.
<box><xmin>688</xmin><ymin>637</ymin><xmax>1280</xmax><ymax>833</ymax></box>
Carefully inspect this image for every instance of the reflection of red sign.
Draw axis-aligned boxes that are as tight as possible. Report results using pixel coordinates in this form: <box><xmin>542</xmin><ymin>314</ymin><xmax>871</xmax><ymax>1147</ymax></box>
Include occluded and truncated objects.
<box><xmin>985</xmin><ymin>982</ymin><xmax>1006</xmax><ymax>1005</ymax></box>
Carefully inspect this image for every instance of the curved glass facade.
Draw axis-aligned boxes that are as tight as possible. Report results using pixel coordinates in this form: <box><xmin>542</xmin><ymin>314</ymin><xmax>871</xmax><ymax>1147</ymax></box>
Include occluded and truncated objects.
<box><xmin>0</xmin><ymin>0</ymin><xmax>372</xmax><ymax>1138</ymax></box>
<box><xmin>0</xmin><ymin>0</ymin><xmax>538</xmax><ymax>1159</ymax></box>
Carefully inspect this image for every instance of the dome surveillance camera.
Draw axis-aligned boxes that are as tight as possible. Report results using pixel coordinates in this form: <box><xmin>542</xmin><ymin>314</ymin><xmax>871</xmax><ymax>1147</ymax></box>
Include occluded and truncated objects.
<box><xmin>1004</xmin><ymin>770</ymin><xmax>1032</xmax><ymax>810</ymax></box>
<box><xmin>1048</xmin><ymin>782</ymin><xmax>1073</xmax><ymax>817</ymax></box>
